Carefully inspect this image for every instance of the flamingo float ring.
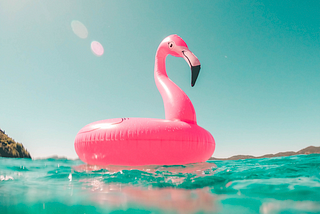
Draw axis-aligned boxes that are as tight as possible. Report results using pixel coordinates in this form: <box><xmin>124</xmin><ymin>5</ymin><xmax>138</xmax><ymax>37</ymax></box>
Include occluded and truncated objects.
<box><xmin>74</xmin><ymin>35</ymin><xmax>215</xmax><ymax>165</ymax></box>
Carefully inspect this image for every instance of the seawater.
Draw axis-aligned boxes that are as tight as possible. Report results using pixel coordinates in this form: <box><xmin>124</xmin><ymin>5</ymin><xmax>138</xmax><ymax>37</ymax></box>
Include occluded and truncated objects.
<box><xmin>1</xmin><ymin>155</ymin><xmax>320</xmax><ymax>214</ymax></box>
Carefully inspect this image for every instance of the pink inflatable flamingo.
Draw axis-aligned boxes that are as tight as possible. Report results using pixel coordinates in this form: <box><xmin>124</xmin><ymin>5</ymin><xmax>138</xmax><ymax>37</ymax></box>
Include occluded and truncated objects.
<box><xmin>74</xmin><ymin>35</ymin><xmax>215</xmax><ymax>165</ymax></box>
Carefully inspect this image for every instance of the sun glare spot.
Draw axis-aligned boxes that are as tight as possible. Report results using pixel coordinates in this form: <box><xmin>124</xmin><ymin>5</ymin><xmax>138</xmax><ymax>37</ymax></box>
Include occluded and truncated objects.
<box><xmin>71</xmin><ymin>20</ymin><xmax>88</xmax><ymax>39</ymax></box>
<box><xmin>91</xmin><ymin>41</ymin><xmax>104</xmax><ymax>56</ymax></box>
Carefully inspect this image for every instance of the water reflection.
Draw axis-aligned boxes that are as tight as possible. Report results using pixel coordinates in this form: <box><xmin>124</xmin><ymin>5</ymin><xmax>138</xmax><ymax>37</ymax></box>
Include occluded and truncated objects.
<box><xmin>80</xmin><ymin>182</ymin><xmax>218</xmax><ymax>213</ymax></box>
<box><xmin>74</xmin><ymin>162</ymin><xmax>218</xmax><ymax>213</ymax></box>
<box><xmin>74</xmin><ymin>161</ymin><xmax>217</xmax><ymax>175</ymax></box>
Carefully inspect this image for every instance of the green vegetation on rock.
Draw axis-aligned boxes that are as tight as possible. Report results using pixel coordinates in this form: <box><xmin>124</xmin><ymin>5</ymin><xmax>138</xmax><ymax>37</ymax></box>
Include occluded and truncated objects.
<box><xmin>0</xmin><ymin>129</ymin><xmax>31</xmax><ymax>158</ymax></box>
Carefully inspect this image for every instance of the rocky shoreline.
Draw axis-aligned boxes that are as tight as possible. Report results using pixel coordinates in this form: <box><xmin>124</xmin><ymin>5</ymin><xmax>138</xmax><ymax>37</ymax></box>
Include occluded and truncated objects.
<box><xmin>0</xmin><ymin>129</ymin><xmax>31</xmax><ymax>159</ymax></box>
<box><xmin>210</xmin><ymin>146</ymin><xmax>320</xmax><ymax>161</ymax></box>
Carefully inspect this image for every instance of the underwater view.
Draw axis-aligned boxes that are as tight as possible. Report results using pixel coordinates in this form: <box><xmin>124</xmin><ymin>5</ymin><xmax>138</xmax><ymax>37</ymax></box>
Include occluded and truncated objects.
<box><xmin>1</xmin><ymin>154</ymin><xmax>320</xmax><ymax>214</ymax></box>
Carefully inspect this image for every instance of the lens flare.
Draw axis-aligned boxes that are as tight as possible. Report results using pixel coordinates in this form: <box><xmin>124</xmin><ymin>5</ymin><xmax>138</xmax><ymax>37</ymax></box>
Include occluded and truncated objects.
<box><xmin>71</xmin><ymin>20</ymin><xmax>88</xmax><ymax>39</ymax></box>
<box><xmin>91</xmin><ymin>41</ymin><xmax>104</xmax><ymax>56</ymax></box>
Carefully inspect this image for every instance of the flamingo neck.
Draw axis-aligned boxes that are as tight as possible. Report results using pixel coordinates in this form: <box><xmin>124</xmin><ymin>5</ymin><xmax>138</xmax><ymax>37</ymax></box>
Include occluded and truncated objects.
<box><xmin>154</xmin><ymin>50</ymin><xmax>197</xmax><ymax>124</ymax></box>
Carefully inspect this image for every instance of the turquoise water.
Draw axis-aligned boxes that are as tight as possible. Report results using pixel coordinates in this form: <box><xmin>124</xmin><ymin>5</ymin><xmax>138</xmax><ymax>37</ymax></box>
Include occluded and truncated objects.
<box><xmin>1</xmin><ymin>155</ymin><xmax>320</xmax><ymax>214</ymax></box>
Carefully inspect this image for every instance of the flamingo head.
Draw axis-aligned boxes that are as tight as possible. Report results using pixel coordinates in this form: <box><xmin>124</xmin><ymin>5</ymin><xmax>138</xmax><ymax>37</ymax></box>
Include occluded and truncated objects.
<box><xmin>159</xmin><ymin>35</ymin><xmax>201</xmax><ymax>87</ymax></box>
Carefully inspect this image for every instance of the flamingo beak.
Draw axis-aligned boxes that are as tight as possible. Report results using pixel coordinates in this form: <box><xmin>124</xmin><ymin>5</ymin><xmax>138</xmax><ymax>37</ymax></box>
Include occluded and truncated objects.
<box><xmin>182</xmin><ymin>50</ymin><xmax>201</xmax><ymax>87</ymax></box>
<box><xmin>191</xmin><ymin>65</ymin><xmax>201</xmax><ymax>87</ymax></box>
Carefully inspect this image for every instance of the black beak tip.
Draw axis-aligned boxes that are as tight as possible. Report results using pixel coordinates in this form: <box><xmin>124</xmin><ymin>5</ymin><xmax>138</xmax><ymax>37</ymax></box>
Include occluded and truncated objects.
<box><xmin>191</xmin><ymin>65</ymin><xmax>201</xmax><ymax>87</ymax></box>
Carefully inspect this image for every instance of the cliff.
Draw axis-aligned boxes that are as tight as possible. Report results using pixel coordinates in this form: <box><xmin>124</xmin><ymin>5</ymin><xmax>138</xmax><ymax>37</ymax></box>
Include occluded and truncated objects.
<box><xmin>0</xmin><ymin>129</ymin><xmax>31</xmax><ymax>158</ymax></box>
<box><xmin>210</xmin><ymin>146</ymin><xmax>320</xmax><ymax>161</ymax></box>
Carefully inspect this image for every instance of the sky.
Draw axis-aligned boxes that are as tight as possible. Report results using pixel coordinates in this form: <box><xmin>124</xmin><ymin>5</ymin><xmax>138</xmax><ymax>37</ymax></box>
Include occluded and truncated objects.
<box><xmin>0</xmin><ymin>0</ymin><xmax>319</xmax><ymax>159</ymax></box>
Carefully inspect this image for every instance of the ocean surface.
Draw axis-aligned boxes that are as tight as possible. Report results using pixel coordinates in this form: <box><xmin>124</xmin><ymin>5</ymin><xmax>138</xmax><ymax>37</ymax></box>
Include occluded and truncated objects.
<box><xmin>1</xmin><ymin>154</ymin><xmax>320</xmax><ymax>214</ymax></box>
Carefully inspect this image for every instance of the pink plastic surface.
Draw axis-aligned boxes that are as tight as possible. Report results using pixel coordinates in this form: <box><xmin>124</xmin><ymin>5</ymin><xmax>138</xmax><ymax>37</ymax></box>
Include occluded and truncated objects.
<box><xmin>75</xmin><ymin>35</ymin><xmax>215</xmax><ymax>165</ymax></box>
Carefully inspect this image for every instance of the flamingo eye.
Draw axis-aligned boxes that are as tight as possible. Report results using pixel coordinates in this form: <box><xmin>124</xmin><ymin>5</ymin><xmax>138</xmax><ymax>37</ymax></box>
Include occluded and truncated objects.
<box><xmin>168</xmin><ymin>42</ymin><xmax>174</xmax><ymax>49</ymax></box>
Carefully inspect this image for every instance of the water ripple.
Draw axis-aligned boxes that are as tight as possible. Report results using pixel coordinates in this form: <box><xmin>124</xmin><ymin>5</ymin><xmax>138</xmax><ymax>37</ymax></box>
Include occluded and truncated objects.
<box><xmin>1</xmin><ymin>154</ymin><xmax>319</xmax><ymax>213</ymax></box>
